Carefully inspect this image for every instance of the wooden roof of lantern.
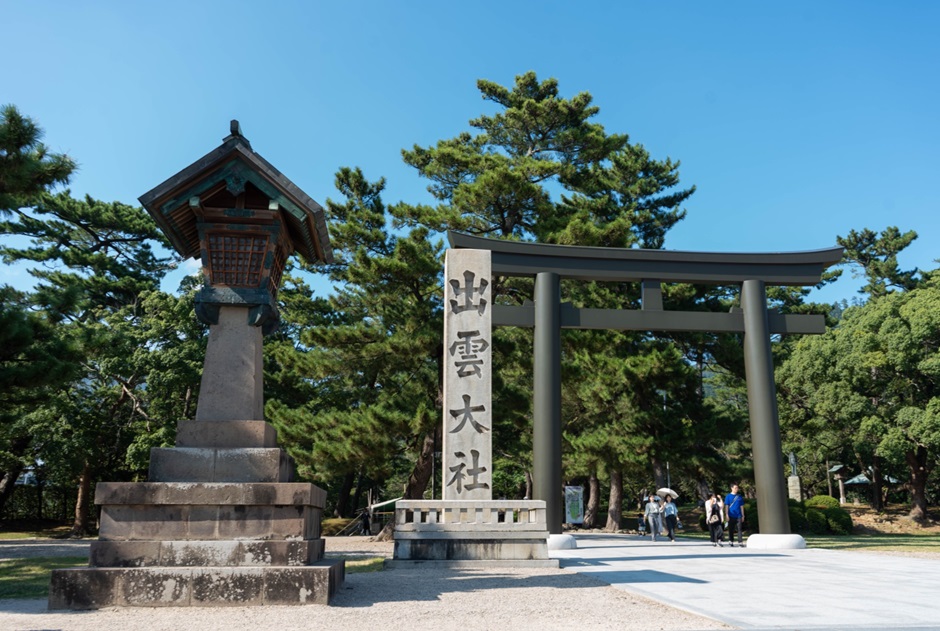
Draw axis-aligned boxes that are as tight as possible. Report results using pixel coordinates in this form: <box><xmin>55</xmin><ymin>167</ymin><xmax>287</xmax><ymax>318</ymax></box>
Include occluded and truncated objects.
<box><xmin>139</xmin><ymin>121</ymin><xmax>333</xmax><ymax>265</ymax></box>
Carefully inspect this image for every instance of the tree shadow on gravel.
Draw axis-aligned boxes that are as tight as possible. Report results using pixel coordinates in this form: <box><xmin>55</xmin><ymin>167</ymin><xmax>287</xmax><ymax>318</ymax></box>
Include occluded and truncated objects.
<box><xmin>332</xmin><ymin>568</ymin><xmax>642</xmax><ymax>606</ymax></box>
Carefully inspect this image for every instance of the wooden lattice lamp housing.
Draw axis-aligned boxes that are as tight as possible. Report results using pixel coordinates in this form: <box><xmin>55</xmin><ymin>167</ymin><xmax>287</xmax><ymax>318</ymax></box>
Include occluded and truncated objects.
<box><xmin>139</xmin><ymin>121</ymin><xmax>332</xmax><ymax>333</ymax></box>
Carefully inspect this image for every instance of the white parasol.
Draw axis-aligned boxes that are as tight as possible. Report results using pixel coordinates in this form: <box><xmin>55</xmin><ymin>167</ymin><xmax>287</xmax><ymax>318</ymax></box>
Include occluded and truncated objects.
<box><xmin>656</xmin><ymin>487</ymin><xmax>679</xmax><ymax>499</ymax></box>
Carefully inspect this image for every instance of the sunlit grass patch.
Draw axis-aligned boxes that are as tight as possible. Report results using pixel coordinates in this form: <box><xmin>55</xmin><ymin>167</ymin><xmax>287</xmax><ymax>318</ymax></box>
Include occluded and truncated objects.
<box><xmin>0</xmin><ymin>522</ymin><xmax>73</xmax><ymax>540</ymax></box>
<box><xmin>805</xmin><ymin>533</ymin><xmax>940</xmax><ymax>553</ymax></box>
<box><xmin>0</xmin><ymin>556</ymin><xmax>87</xmax><ymax>599</ymax></box>
<box><xmin>321</xmin><ymin>518</ymin><xmax>356</xmax><ymax>536</ymax></box>
<box><xmin>344</xmin><ymin>556</ymin><xmax>385</xmax><ymax>573</ymax></box>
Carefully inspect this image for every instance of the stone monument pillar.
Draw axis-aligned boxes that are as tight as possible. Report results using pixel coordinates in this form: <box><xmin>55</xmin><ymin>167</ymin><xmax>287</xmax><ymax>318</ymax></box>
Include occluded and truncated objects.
<box><xmin>787</xmin><ymin>451</ymin><xmax>803</xmax><ymax>502</ymax></box>
<box><xmin>390</xmin><ymin>249</ymin><xmax>555</xmax><ymax>567</ymax></box>
<box><xmin>442</xmin><ymin>249</ymin><xmax>493</xmax><ymax>500</ymax></box>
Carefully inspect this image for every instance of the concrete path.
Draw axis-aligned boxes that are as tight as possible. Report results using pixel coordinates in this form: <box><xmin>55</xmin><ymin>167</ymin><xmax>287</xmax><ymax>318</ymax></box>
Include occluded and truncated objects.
<box><xmin>0</xmin><ymin>539</ymin><xmax>90</xmax><ymax>560</ymax></box>
<box><xmin>552</xmin><ymin>532</ymin><xmax>940</xmax><ymax>630</ymax></box>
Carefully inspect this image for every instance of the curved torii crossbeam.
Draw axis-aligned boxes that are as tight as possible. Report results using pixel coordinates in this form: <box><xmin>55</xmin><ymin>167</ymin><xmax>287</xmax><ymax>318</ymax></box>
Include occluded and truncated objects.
<box><xmin>447</xmin><ymin>231</ymin><xmax>843</xmax><ymax>537</ymax></box>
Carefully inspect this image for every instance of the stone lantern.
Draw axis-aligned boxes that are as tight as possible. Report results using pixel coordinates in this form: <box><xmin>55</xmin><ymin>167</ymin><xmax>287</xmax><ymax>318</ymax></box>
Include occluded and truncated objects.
<box><xmin>49</xmin><ymin>122</ymin><xmax>343</xmax><ymax>608</ymax></box>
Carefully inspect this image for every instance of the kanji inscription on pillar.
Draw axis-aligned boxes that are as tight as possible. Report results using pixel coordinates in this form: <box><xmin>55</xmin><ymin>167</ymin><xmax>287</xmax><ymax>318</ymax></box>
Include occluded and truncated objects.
<box><xmin>443</xmin><ymin>249</ymin><xmax>492</xmax><ymax>500</ymax></box>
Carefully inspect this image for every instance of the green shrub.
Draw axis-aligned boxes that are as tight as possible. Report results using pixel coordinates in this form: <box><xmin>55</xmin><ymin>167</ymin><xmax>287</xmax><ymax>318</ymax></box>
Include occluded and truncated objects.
<box><xmin>788</xmin><ymin>506</ymin><xmax>809</xmax><ymax>533</ymax></box>
<box><xmin>824</xmin><ymin>506</ymin><xmax>853</xmax><ymax>535</ymax></box>
<box><xmin>805</xmin><ymin>508</ymin><xmax>828</xmax><ymax>534</ymax></box>
<box><xmin>805</xmin><ymin>495</ymin><xmax>840</xmax><ymax>510</ymax></box>
<box><xmin>744</xmin><ymin>500</ymin><xmax>759</xmax><ymax>533</ymax></box>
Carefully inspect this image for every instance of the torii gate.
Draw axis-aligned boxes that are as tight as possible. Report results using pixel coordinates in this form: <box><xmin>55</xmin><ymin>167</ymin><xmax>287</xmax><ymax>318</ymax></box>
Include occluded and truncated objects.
<box><xmin>445</xmin><ymin>231</ymin><xmax>843</xmax><ymax>545</ymax></box>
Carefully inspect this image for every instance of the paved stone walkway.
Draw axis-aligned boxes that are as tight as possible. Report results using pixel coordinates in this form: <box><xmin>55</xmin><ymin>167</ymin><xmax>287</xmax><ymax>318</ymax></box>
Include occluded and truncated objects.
<box><xmin>552</xmin><ymin>533</ymin><xmax>940</xmax><ymax>630</ymax></box>
<box><xmin>0</xmin><ymin>539</ymin><xmax>90</xmax><ymax>560</ymax></box>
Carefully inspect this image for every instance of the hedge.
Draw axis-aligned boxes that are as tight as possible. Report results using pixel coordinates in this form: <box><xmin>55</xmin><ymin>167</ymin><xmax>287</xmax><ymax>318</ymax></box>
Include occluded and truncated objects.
<box><xmin>805</xmin><ymin>495</ymin><xmax>841</xmax><ymax>510</ymax></box>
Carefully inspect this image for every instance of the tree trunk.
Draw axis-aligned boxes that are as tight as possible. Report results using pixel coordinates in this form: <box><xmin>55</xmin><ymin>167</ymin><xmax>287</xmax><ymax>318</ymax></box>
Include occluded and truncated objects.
<box><xmin>0</xmin><ymin>435</ymin><xmax>32</xmax><ymax>518</ymax></box>
<box><xmin>0</xmin><ymin>469</ymin><xmax>22</xmax><ymax>520</ymax></box>
<box><xmin>524</xmin><ymin>470</ymin><xmax>533</xmax><ymax>500</ymax></box>
<box><xmin>651</xmin><ymin>457</ymin><xmax>667</xmax><ymax>490</ymax></box>
<box><xmin>604</xmin><ymin>469</ymin><xmax>623</xmax><ymax>532</ymax></box>
<box><xmin>374</xmin><ymin>428</ymin><xmax>438</xmax><ymax>542</ymax></box>
<box><xmin>351</xmin><ymin>470</ymin><xmax>366</xmax><ymax>513</ymax></box>
<box><xmin>695</xmin><ymin>478</ymin><xmax>711</xmax><ymax>504</ymax></box>
<box><xmin>870</xmin><ymin>456</ymin><xmax>884</xmax><ymax>511</ymax></box>
<box><xmin>906</xmin><ymin>446</ymin><xmax>929</xmax><ymax>522</ymax></box>
<box><xmin>852</xmin><ymin>450</ymin><xmax>871</xmax><ymax>507</ymax></box>
<box><xmin>583</xmin><ymin>470</ymin><xmax>599</xmax><ymax>529</ymax></box>
<box><xmin>333</xmin><ymin>471</ymin><xmax>356</xmax><ymax>518</ymax></box>
<box><xmin>0</xmin><ymin>466</ymin><xmax>23</xmax><ymax>515</ymax></box>
<box><xmin>70</xmin><ymin>461</ymin><xmax>93</xmax><ymax>537</ymax></box>
<box><xmin>36</xmin><ymin>478</ymin><xmax>44</xmax><ymax>521</ymax></box>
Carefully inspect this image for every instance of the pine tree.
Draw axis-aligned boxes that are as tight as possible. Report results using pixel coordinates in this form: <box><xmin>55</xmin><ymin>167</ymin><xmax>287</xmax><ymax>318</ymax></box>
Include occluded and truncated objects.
<box><xmin>0</xmin><ymin>286</ymin><xmax>81</xmax><ymax>514</ymax></box>
<box><xmin>398</xmin><ymin>71</ymin><xmax>706</xmax><ymax>518</ymax></box>
<box><xmin>838</xmin><ymin>227</ymin><xmax>921</xmax><ymax>298</ymax></box>
<box><xmin>269</xmin><ymin>168</ymin><xmax>444</xmax><ymax>522</ymax></box>
<box><xmin>0</xmin><ymin>105</ymin><xmax>75</xmax><ymax>214</ymax></box>
<box><xmin>0</xmin><ymin>107</ymin><xmax>78</xmax><ymax>517</ymax></box>
<box><xmin>273</xmin><ymin>72</ymin><xmax>756</xmax><ymax>531</ymax></box>
<box><xmin>1</xmin><ymin>191</ymin><xmax>177</xmax><ymax>533</ymax></box>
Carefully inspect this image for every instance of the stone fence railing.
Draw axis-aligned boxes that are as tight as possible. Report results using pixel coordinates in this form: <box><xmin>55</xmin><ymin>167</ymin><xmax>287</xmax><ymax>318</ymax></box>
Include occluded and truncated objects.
<box><xmin>394</xmin><ymin>500</ymin><xmax>548</xmax><ymax>533</ymax></box>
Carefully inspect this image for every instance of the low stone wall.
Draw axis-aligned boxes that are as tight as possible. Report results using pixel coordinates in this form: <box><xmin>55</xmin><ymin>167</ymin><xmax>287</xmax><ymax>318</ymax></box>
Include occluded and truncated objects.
<box><xmin>390</xmin><ymin>500</ymin><xmax>557</xmax><ymax>567</ymax></box>
<box><xmin>395</xmin><ymin>499</ymin><xmax>547</xmax><ymax>532</ymax></box>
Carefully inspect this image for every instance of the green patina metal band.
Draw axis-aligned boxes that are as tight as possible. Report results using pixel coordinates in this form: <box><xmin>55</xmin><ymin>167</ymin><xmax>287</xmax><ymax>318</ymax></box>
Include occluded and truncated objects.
<box><xmin>194</xmin><ymin>287</ymin><xmax>279</xmax><ymax>335</ymax></box>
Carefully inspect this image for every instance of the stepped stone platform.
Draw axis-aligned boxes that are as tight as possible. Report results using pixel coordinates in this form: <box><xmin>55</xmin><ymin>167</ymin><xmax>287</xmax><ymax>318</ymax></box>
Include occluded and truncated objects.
<box><xmin>48</xmin><ymin>420</ymin><xmax>344</xmax><ymax>609</ymax></box>
<box><xmin>387</xmin><ymin>499</ymin><xmax>558</xmax><ymax>569</ymax></box>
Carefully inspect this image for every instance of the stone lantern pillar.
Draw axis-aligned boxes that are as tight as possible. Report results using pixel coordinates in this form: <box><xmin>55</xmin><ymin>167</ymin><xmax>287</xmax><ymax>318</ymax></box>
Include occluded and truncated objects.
<box><xmin>49</xmin><ymin>122</ymin><xmax>343</xmax><ymax>608</ymax></box>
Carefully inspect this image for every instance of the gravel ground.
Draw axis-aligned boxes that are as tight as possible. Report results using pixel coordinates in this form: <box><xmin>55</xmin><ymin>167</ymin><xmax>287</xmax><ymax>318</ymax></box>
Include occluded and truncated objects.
<box><xmin>0</xmin><ymin>537</ymin><xmax>730</xmax><ymax>631</ymax></box>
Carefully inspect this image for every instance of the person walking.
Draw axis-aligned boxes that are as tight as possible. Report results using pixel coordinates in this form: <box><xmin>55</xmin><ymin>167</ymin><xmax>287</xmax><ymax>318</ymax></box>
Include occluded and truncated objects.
<box><xmin>643</xmin><ymin>494</ymin><xmax>663</xmax><ymax>542</ymax></box>
<box><xmin>724</xmin><ymin>483</ymin><xmax>746</xmax><ymax>547</ymax></box>
<box><xmin>704</xmin><ymin>492</ymin><xmax>724</xmax><ymax>547</ymax></box>
<box><xmin>662</xmin><ymin>495</ymin><xmax>679</xmax><ymax>542</ymax></box>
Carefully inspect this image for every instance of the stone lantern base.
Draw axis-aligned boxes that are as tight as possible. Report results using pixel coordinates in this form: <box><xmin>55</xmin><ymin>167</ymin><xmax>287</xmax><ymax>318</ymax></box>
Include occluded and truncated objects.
<box><xmin>48</xmin><ymin>420</ymin><xmax>344</xmax><ymax>608</ymax></box>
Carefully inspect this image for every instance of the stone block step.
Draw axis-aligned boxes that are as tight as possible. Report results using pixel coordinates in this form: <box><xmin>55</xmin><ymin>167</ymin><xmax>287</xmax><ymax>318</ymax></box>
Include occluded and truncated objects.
<box><xmin>95</xmin><ymin>482</ymin><xmax>326</xmax><ymax>508</ymax></box>
<box><xmin>393</xmin><ymin>538</ymin><xmax>551</xmax><ymax>561</ymax></box>
<box><xmin>148</xmin><ymin>448</ymin><xmax>294</xmax><ymax>483</ymax></box>
<box><xmin>98</xmin><ymin>504</ymin><xmax>321</xmax><ymax>541</ymax></box>
<box><xmin>384</xmin><ymin>559</ymin><xmax>559</xmax><ymax>569</ymax></box>
<box><xmin>48</xmin><ymin>560</ymin><xmax>345</xmax><ymax>609</ymax></box>
<box><xmin>394</xmin><ymin>530</ymin><xmax>548</xmax><ymax>540</ymax></box>
<box><xmin>89</xmin><ymin>539</ymin><xmax>325</xmax><ymax>568</ymax></box>
<box><xmin>175</xmin><ymin>420</ymin><xmax>279</xmax><ymax>448</ymax></box>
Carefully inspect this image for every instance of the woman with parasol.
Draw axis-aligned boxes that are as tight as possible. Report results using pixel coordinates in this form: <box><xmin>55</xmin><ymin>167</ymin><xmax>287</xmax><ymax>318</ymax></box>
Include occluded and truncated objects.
<box><xmin>660</xmin><ymin>492</ymin><xmax>679</xmax><ymax>542</ymax></box>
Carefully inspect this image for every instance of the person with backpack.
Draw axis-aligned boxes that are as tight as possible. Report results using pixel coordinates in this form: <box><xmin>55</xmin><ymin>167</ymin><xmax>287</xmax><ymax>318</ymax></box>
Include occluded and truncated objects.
<box><xmin>704</xmin><ymin>492</ymin><xmax>724</xmax><ymax>547</ymax></box>
<box><xmin>724</xmin><ymin>483</ymin><xmax>746</xmax><ymax>547</ymax></box>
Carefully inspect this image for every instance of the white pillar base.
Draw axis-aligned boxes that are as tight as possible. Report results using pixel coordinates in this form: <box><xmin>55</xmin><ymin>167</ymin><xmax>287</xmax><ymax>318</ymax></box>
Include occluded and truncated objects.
<box><xmin>547</xmin><ymin>534</ymin><xmax>578</xmax><ymax>550</ymax></box>
<box><xmin>745</xmin><ymin>533</ymin><xmax>806</xmax><ymax>550</ymax></box>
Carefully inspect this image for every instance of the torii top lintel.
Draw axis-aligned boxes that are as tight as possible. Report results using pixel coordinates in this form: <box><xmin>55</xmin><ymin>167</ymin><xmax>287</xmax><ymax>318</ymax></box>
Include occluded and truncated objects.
<box><xmin>139</xmin><ymin>120</ymin><xmax>333</xmax><ymax>265</ymax></box>
<box><xmin>448</xmin><ymin>231</ymin><xmax>842</xmax><ymax>286</ymax></box>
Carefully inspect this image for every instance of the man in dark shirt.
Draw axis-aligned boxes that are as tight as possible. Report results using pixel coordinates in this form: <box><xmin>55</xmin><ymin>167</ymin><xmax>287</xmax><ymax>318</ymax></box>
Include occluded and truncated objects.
<box><xmin>724</xmin><ymin>484</ymin><xmax>746</xmax><ymax>547</ymax></box>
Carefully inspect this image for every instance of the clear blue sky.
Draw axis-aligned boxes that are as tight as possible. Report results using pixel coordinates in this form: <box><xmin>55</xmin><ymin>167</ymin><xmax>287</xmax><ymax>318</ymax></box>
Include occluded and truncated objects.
<box><xmin>4</xmin><ymin>1</ymin><xmax>938</xmax><ymax>304</ymax></box>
